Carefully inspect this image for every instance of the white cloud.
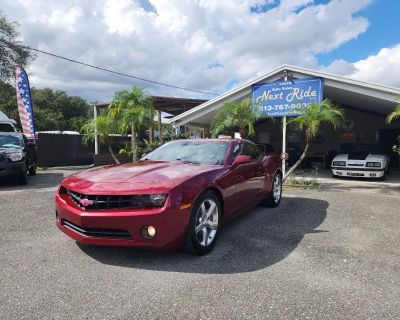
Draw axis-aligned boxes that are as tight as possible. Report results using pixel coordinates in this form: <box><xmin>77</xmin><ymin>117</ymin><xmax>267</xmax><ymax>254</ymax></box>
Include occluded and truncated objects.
<box><xmin>322</xmin><ymin>44</ymin><xmax>400</xmax><ymax>88</ymax></box>
<box><xmin>1</xmin><ymin>0</ymin><xmax>379</xmax><ymax>101</ymax></box>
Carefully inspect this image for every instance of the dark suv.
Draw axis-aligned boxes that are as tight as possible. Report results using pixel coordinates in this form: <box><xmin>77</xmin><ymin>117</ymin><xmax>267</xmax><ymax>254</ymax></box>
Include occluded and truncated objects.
<box><xmin>0</xmin><ymin>132</ymin><xmax>37</xmax><ymax>185</ymax></box>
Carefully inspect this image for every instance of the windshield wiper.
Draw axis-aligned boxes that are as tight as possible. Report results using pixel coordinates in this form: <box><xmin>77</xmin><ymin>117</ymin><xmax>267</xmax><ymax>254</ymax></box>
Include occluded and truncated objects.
<box><xmin>176</xmin><ymin>158</ymin><xmax>200</xmax><ymax>165</ymax></box>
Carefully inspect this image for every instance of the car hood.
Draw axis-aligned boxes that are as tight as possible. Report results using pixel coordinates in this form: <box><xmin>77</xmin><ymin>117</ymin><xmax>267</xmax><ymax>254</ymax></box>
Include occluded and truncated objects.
<box><xmin>62</xmin><ymin>160</ymin><xmax>222</xmax><ymax>194</ymax></box>
<box><xmin>0</xmin><ymin>147</ymin><xmax>23</xmax><ymax>154</ymax></box>
<box><xmin>333</xmin><ymin>154</ymin><xmax>386</xmax><ymax>162</ymax></box>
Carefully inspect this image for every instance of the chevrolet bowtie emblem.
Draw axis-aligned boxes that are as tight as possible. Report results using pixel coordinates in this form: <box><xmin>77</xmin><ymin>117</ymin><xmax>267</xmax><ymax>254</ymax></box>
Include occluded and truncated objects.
<box><xmin>79</xmin><ymin>198</ymin><xmax>93</xmax><ymax>206</ymax></box>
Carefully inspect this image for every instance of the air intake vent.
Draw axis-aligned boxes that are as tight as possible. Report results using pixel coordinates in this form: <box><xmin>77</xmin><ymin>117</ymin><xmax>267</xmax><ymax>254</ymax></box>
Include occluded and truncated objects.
<box><xmin>61</xmin><ymin>219</ymin><xmax>132</xmax><ymax>239</ymax></box>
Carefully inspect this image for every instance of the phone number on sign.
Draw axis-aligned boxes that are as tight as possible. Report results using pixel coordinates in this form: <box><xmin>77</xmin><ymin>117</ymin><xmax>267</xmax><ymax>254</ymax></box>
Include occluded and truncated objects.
<box><xmin>259</xmin><ymin>102</ymin><xmax>311</xmax><ymax>112</ymax></box>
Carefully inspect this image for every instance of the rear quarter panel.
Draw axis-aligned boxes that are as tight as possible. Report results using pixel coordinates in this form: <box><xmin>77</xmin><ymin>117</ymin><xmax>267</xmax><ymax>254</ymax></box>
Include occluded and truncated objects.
<box><xmin>262</xmin><ymin>153</ymin><xmax>281</xmax><ymax>193</ymax></box>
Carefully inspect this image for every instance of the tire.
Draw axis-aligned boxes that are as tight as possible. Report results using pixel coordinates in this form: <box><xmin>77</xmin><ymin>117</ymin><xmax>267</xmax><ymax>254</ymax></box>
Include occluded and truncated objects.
<box><xmin>261</xmin><ymin>173</ymin><xmax>282</xmax><ymax>208</ymax></box>
<box><xmin>18</xmin><ymin>170</ymin><xmax>28</xmax><ymax>185</ymax></box>
<box><xmin>28</xmin><ymin>162</ymin><xmax>37</xmax><ymax>176</ymax></box>
<box><xmin>183</xmin><ymin>191</ymin><xmax>222</xmax><ymax>255</ymax></box>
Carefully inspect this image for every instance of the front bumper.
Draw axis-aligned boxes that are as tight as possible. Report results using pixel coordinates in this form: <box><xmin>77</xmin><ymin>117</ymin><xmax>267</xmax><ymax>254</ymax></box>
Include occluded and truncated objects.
<box><xmin>331</xmin><ymin>167</ymin><xmax>385</xmax><ymax>178</ymax></box>
<box><xmin>0</xmin><ymin>161</ymin><xmax>26</xmax><ymax>177</ymax></box>
<box><xmin>55</xmin><ymin>193</ymin><xmax>191</xmax><ymax>250</ymax></box>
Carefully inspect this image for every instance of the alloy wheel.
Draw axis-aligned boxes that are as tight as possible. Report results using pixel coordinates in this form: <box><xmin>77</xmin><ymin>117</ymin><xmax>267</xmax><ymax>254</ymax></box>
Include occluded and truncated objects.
<box><xmin>194</xmin><ymin>198</ymin><xmax>219</xmax><ymax>247</ymax></box>
<box><xmin>273</xmin><ymin>175</ymin><xmax>282</xmax><ymax>204</ymax></box>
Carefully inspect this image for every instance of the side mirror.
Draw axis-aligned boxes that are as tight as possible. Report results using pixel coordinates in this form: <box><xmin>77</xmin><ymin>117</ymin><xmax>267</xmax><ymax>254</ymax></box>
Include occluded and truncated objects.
<box><xmin>231</xmin><ymin>155</ymin><xmax>252</xmax><ymax>168</ymax></box>
<box><xmin>27</xmin><ymin>142</ymin><xmax>36</xmax><ymax>148</ymax></box>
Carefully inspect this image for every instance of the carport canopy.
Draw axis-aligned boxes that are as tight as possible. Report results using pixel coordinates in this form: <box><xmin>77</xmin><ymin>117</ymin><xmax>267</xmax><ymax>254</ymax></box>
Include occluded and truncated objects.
<box><xmin>168</xmin><ymin>65</ymin><xmax>400</xmax><ymax>128</ymax></box>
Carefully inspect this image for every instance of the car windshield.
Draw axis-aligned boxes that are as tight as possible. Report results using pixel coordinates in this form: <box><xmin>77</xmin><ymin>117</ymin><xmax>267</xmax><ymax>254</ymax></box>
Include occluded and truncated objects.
<box><xmin>144</xmin><ymin>140</ymin><xmax>228</xmax><ymax>165</ymax></box>
<box><xmin>0</xmin><ymin>135</ymin><xmax>22</xmax><ymax>148</ymax></box>
<box><xmin>341</xmin><ymin>144</ymin><xmax>384</xmax><ymax>155</ymax></box>
<box><xmin>0</xmin><ymin>123</ymin><xmax>15</xmax><ymax>132</ymax></box>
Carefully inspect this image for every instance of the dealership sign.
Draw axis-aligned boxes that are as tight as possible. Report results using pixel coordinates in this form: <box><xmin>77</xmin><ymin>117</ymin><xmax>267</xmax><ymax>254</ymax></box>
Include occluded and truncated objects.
<box><xmin>252</xmin><ymin>77</ymin><xmax>323</xmax><ymax>117</ymax></box>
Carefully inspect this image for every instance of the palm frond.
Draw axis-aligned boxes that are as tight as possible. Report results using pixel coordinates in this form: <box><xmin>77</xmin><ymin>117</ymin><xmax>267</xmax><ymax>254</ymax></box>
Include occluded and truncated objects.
<box><xmin>288</xmin><ymin>99</ymin><xmax>345</xmax><ymax>140</ymax></box>
<box><xmin>387</xmin><ymin>106</ymin><xmax>400</xmax><ymax>124</ymax></box>
<box><xmin>211</xmin><ymin>97</ymin><xmax>267</xmax><ymax>137</ymax></box>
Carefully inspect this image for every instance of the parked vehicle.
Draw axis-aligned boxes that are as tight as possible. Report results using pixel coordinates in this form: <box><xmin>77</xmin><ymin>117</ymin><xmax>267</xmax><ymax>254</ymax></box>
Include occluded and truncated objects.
<box><xmin>331</xmin><ymin>143</ymin><xmax>390</xmax><ymax>179</ymax></box>
<box><xmin>0</xmin><ymin>111</ymin><xmax>17</xmax><ymax>132</ymax></box>
<box><xmin>56</xmin><ymin>139</ymin><xmax>282</xmax><ymax>254</ymax></box>
<box><xmin>0</xmin><ymin>132</ymin><xmax>37</xmax><ymax>184</ymax></box>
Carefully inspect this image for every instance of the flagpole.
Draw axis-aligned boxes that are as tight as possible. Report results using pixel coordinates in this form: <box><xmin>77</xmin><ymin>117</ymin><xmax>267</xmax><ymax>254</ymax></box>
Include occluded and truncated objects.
<box><xmin>282</xmin><ymin>70</ymin><xmax>288</xmax><ymax>178</ymax></box>
<box><xmin>93</xmin><ymin>104</ymin><xmax>98</xmax><ymax>155</ymax></box>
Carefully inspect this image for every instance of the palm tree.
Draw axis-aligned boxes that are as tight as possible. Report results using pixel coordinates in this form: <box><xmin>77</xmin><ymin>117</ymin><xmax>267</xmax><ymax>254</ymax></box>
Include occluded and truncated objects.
<box><xmin>81</xmin><ymin>114</ymin><xmax>120</xmax><ymax>164</ymax></box>
<box><xmin>284</xmin><ymin>99</ymin><xmax>345</xmax><ymax>181</ymax></box>
<box><xmin>111</xmin><ymin>86</ymin><xmax>154</xmax><ymax>162</ymax></box>
<box><xmin>211</xmin><ymin>98</ymin><xmax>260</xmax><ymax>139</ymax></box>
<box><xmin>386</xmin><ymin>105</ymin><xmax>400</xmax><ymax>124</ymax></box>
<box><xmin>387</xmin><ymin>104</ymin><xmax>400</xmax><ymax>155</ymax></box>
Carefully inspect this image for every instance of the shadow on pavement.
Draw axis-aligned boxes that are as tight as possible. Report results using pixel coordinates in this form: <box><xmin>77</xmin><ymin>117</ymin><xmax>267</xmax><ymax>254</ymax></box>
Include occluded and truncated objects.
<box><xmin>0</xmin><ymin>171</ymin><xmax>65</xmax><ymax>191</ymax></box>
<box><xmin>79</xmin><ymin>196</ymin><xmax>328</xmax><ymax>274</ymax></box>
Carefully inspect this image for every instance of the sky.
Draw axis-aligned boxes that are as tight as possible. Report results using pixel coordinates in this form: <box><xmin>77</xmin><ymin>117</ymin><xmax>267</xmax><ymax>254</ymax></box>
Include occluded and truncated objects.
<box><xmin>2</xmin><ymin>0</ymin><xmax>400</xmax><ymax>103</ymax></box>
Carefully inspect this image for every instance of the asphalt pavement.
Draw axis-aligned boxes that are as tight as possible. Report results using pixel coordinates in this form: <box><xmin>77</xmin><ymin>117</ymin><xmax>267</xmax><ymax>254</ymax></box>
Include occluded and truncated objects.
<box><xmin>0</xmin><ymin>170</ymin><xmax>399</xmax><ymax>319</ymax></box>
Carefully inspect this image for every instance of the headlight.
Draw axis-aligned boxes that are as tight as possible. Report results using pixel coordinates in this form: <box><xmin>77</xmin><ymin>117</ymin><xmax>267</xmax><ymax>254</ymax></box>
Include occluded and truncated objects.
<box><xmin>148</xmin><ymin>194</ymin><xmax>167</xmax><ymax>207</ymax></box>
<box><xmin>332</xmin><ymin>161</ymin><xmax>346</xmax><ymax>166</ymax></box>
<box><xmin>366</xmin><ymin>162</ymin><xmax>381</xmax><ymax>168</ymax></box>
<box><xmin>7</xmin><ymin>152</ymin><xmax>24</xmax><ymax>162</ymax></box>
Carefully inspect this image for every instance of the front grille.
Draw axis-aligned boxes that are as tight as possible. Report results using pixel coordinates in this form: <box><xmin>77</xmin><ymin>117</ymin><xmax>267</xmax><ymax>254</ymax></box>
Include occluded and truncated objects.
<box><xmin>347</xmin><ymin>172</ymin><xmax>364</xmax><ymax>177</ymax></box>
<box><xmin>61</xmin><ymin>219</ymin><xmax>132</xmax><ymax>239</ymax></box>
<box><xmin>62</xmin><ymin>187</ymin><xmax>164</xmax><ymax>210</ymax></box>
<box><xmin>347</xmin><ymin>163</ymin><xmax>364</xmax><ymax>167</ymax></box>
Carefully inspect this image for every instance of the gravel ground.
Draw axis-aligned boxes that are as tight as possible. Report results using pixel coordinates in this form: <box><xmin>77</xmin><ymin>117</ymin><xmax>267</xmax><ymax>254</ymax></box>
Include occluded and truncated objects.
<box><xmin>0</xmin><ymin>170</ymin><xmax>399</xmax><ymax>319</ymax></box>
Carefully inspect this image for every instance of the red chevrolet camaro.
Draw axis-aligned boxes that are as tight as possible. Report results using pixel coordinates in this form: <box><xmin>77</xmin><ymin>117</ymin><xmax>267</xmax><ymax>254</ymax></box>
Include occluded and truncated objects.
<box><xmin>56</xmin><ymin>139</ymin><xmax>282</xmax><ymax>255</ymax></box>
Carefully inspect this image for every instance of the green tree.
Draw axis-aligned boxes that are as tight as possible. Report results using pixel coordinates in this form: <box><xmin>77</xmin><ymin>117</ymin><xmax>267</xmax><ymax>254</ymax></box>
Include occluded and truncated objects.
<box><xmin>386</xmin><ymin>105</ymin><xmax>400</xmax><ymax>154</ymax></box>
<box><xmin>31</xmin><ymin>88</ymin><xmax>90</xmax><ymax>131</ymax></box>
<box><xmin>284</xmin><ymin>99</ymin><xmax>344</xmax><ymax>181</ymax></box>
<box><xmin>0</xmin><ymin>12</ymin><xmax>34</xmax><ymax>81</ymax></box>
<box><xmin>210</xmin><ymin>98</ymin><xmax>260</xmax><ymax>139</ymax></box>
<box><xmin>0</xmin><ymin>82</ymin><xmax>90</xmax><ymax>131</ymax></box>
<box><xmin>111</xmin><ymin>86</ymin><xmax>154</xmax><ymax>161</ymax></box>
<box><xmin>386</xmin><ymin>105</ymin><xmax>400</xmax><ymax>124</ymax></box>
<box><xmin>81</xmin><ymin>114</ymin><xmax>120</xmax><ymax>164</ymax></box>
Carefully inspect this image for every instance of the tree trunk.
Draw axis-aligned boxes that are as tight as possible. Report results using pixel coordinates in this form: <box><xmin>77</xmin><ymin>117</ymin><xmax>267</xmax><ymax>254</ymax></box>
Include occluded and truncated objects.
<box><xmin>283</xmin><ymin>142</ymin><xmax>310</xmax><ymax>182</ymax></box>
<box><xmin>157</xmin><ymin>110</ymin><xmax>162</xmax><ymax>140</ymax></box>
<box><xmin>107</xmin><ymin>138</ymin><xmax>120</xmax><ymax>164</ymax></box>
<box><xmin>149</xmin><ymin>110</ymin><xmax>154</xmax><ymax>143</ymax></box>
<box><xmin>131</xmin><ymin>122</ymin><xmax>137</xmax><ymax>162</ymax></box>
<box><xmin>239</xmin><ymin>127</ymin><xmax>247</xmax><ymax>139</ymax></box>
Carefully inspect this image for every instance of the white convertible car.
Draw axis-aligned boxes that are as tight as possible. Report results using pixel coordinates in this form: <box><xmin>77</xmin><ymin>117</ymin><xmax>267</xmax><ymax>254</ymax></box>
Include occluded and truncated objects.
<box><xmin>331</xmin><ymin>144</ymin><xmax>390</xmax><ymax>179</ymax></box>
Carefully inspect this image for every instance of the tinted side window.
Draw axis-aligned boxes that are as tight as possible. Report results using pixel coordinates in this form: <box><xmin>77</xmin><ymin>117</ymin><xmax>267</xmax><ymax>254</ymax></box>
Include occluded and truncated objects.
<box><xmin>254</xmin><ymin>146</ymin><xmax>264</xmax><ymax>160</ymax></box>
<box><xmin>232</xmin><ymin>142</ymin><xmax>263</xmax><ymax>161</ymax></box>
<box><xmin>231</xmin><ymin>142</ymin><xmax>242</xmax><ymax>160</ymax></box>
<box><xmin>242</xmin><ymin>142</ymin><xmax>257</xmax><ymax>160</ymax></box>
<box><xmin>241</xmin><ymin>143</ymin><xmax>252</xmax><ymax>158</ymax></box>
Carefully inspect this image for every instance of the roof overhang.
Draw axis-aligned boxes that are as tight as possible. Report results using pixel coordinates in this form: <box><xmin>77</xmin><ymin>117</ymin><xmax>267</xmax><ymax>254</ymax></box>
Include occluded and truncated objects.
<box><xmin>95</xmin><ymin>96</ymin><xmax>207</xmax><ymax>116</ymax></box>
<box><xmin>168</xmin><ymin>65</ymin><xmax>400</xmax><ymax>127</ymax></box>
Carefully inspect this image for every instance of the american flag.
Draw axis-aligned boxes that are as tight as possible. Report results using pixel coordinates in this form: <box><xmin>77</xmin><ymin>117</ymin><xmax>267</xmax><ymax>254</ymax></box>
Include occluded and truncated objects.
<box><xmin>15</xmin><ymin>66</ymin><xmax>35</xmax><ymax>136</ymax></box>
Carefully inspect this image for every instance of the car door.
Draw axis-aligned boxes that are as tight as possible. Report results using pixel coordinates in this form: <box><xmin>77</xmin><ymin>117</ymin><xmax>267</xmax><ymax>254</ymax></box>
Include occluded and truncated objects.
<box><xmin>241</xmin><ymin>142</ymin><xmax>265</xmax><ymax>200</ymax></box>
<box><xmin>218</xmin><ymin>141</ymin><xmax>264</xmax><ymax>218</ymax></box>
<box><xmin>217</xmin><ymin>142</ymin><xmax>246</xmax><ymax>217</ymax></box>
